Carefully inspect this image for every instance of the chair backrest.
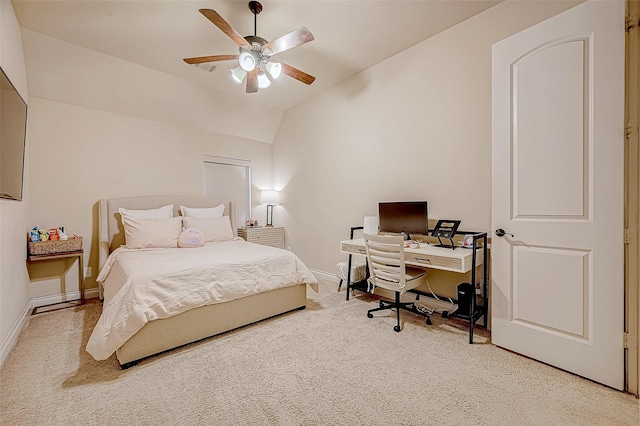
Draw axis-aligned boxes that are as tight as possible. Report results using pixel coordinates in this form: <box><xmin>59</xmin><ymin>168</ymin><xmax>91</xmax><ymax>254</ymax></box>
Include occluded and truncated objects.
<box><xmin>364</xmin><ymin>233</ymin><xmax>407</xmax><ymax>292</ymax></box>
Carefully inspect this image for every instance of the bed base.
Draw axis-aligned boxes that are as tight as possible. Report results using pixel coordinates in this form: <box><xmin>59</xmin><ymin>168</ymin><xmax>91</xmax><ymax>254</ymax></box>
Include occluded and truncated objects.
<box><xmin>116</xmin><ymin>283</ymin><xmax>307</xmax><ymax>366</ymax></box>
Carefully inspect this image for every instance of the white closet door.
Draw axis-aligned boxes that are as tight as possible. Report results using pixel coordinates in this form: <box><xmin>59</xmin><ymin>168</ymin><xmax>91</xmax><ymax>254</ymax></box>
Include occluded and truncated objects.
<box><xmin>203</xmin><ymin>156</ymin><xmax>252</xmax><ymax>229</ymax></box>
<box><xmin>491</xmin><ymin>0</ymin><xmax>624</xmax><ymax>389</ymax></box>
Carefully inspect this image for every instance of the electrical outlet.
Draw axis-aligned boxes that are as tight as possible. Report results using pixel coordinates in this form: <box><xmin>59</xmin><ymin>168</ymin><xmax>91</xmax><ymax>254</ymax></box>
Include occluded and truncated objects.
<box><xmin>84</xmin><ymin>267</ymin><xmax>92</xmax><ymax>278</ymax></box>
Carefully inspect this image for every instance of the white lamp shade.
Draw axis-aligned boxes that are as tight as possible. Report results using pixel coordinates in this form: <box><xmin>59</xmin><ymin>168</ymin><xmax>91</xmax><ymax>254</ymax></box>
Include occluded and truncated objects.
<box><xmin>363</xmin><ymin>216</ymin><xmax>379</xmax><ymax>235</ymax></box>
<box><xmin>230</xmin><ymin>66</ymin><xmax>246</xmax><ymax>83</ymax></box>
<box><xmin>260</xmin><ymin>190</ymin><xmax>280</xmax><ymax>205</ymax></box>
<box><xmin>257</xmin><ymin>71</ymin><xmax>271</xmax><ymax>89</ymax></box>
<box><xmin>266</xmin><ymin>62</ymin><xmax>282</xmax><ymax>79</ymax></box>
<box><xmin>239</xmin><ymin>51</ymin><xmax>256</xmax><ymax>72</ymax></box>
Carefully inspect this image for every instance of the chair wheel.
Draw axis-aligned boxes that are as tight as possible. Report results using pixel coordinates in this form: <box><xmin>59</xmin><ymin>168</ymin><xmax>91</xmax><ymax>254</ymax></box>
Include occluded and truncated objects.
<box><xmin>426</xmin><ymin>318</ymin><xmax>432</xmax><ymax>326</ymax></box>
<box><xmin>379</xmin><ymin>301</ymin><xmax>384</xmax><ymax>308</ymax></box>
<box><xmin>394</xmin><ymin>325</ymin><xmax>401</xmax><ymax>332</ymax></box>
<box><xmin>367</xmin><ymin>312</ymin><xmax>373</xmax><ymax>318</ymax></box>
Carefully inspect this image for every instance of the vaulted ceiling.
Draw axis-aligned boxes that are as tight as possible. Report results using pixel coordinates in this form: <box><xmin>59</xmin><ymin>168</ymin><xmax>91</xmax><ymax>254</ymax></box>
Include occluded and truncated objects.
<box><xmin>13</xmin><ymin>0</ymin><xmax>502</xmax><ymax>110</ymax></box>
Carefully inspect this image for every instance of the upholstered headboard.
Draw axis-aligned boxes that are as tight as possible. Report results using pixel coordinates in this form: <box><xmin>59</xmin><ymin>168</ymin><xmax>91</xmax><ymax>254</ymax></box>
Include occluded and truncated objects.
<box><xmin>98</xmin><ymin>195</ymin><xmax>235</xmax><ymax>269</ymax></box>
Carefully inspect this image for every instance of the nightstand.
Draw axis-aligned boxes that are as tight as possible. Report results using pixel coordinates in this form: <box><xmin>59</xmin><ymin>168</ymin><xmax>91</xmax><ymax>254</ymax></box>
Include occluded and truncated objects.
<box><xmin>238</xmin><ymin>226</ymin><xmax>285</xmax><ymax>249</ymax></box>
<box><xmin>27</xmin><ymin>249</ymin><xmax>85</xmax><ymax>306</ymax></box>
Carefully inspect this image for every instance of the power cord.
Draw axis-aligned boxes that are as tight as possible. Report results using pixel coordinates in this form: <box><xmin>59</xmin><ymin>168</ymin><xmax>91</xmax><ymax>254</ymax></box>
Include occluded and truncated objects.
<box><xmin>426</xmin><ymin>278</ymin><xmax>454</xmax><ymax>305</ymax></box>
<box><xmin>415</xmin><ymin>278</ymin><xmax>458</xmax><ymax>315</ymax></box>
<box><xmin>415</xmin><ymin>304</ymin><xmax>434</xmax><ymax>315</ymax></box>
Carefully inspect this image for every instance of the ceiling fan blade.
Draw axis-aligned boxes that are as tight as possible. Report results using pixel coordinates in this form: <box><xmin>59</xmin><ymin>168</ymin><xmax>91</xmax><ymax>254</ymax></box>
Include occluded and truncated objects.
<box><xmin>199</xmin><ymin>9</ymin><xmax>252</xmax><ymax>51</ymax></box>
<box><xmin>246</xmin><ymin>69</ymin><xmax>259</xmax><ymax>93</ymax></box>
<box><xmin>183</xmin><ymin>55</ymin><xmax>239</xmax><ymax>65</ymax></box>
<box><xmin>280</xmin><ymin>63</ymin><xmax>316</xmax><ymax>85</ymax></box>
<box><xmin>261</xmin><ymin>27</ymin><xmax>314</xmax><ymax>56</ymax></box>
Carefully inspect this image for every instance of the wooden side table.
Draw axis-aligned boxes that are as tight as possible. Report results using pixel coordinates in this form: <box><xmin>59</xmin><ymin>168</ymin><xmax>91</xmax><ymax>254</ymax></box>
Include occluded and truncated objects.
<box><xmin>237</xmin><ymin>226</ymin><xmax>285</xmax><ymax>249</ymax></box>
<box><xmin>27</xmin><ymin>250</ymin><xmax>85</xmax><ymax>305</ymax></box>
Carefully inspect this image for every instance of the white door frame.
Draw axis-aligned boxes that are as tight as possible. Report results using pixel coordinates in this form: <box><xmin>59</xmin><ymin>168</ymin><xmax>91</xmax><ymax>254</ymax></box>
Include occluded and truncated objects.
<box><xmin>624</xmin><ymin>0</ymin><xmax>640</xmax><ymax>397</ymax></box>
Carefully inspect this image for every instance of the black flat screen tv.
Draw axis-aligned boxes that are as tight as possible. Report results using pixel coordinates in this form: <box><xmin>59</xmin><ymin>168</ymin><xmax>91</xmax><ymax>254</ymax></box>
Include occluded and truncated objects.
<box><xmin>0</xmin><ymin>67</ymin><xmax>27</xmax><ymax>201</ymax></box>
<box><xmin>378</xmin><ymin>201</ymin><xmax>429</xmax><ymax>238</ymax></box>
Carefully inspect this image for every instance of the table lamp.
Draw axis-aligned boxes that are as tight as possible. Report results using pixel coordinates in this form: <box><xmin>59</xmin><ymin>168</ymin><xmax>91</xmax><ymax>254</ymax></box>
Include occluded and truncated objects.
<box><xmin>260</xmin><ymin>190</ymin><xmax>280</xmax><ymax>227</ymax></box>
<box><xmin>363</xmin><ymin>216</ymin><xmax>379</xmax><ymax>234</ymax></box>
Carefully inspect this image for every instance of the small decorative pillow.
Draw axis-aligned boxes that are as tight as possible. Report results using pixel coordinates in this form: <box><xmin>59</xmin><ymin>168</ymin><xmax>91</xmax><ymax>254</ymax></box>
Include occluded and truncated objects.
<box><xmin>178</xmin><ymin>228</ymin><xmax>204</xmax><ymax>248</ymax></box>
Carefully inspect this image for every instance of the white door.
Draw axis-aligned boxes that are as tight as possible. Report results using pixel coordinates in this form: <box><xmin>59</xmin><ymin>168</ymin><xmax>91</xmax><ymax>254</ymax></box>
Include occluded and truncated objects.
<box><xmin>491</xmin><ymin>0</ymin><xmax>625</xmax><ymax>389</ymax></box>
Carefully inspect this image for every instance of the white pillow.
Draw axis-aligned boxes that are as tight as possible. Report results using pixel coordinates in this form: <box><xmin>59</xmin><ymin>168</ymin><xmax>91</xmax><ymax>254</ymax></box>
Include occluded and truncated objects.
<box><xmin>122</xmin><ymin>216</ymin><xmax>182</xmax><ymax>249</ymax></box>
<box><xmin>183</xmin><ymin>216</ymin><xmax>234</xmax><ymax>242</ymax></box>
<box><xmin>180</xmin><ymin>204</ymin><xmax>224</xmax><ymax>219</ymax></box>
<box><xmin>119</xmin><ymin>204</ymin><xmax>173</xmax><ymax>219</ymax></box>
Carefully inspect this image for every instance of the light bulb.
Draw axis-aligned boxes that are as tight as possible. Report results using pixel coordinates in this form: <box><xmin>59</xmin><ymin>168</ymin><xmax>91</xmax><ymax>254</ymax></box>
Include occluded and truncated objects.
<box><xmin>238</xmin><ymin>51</ymin><xmax>256</xmax><ymax>72</ymax></box>
<box><xmin>230</xmin><ymin>66</ymin><xmax>246</xmax><ymax>83</ymax></box>
<box><xmin>257</xmin><ymin>71</ymin><xmax>271</xmax><ymax>89</ymax></box>
<box><xmin>266</xmin><ymin>62</ymin><xmax>282</xmax><ymax>79</ymax></box>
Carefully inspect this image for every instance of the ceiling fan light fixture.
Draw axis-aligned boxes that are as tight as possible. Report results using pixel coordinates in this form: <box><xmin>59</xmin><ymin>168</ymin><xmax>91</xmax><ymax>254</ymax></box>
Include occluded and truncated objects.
<box><xmin>266</xmin><ymin>62</ymin><xmax>282</xmax><ymax>79</ymax></box>
<box><xmin>184</xmin><ymin>3</ymin><xmax>315</xmax><ymax>93</ymax></box>
<box><xmin>230</xmin><ymin>66</ymin><xmax>246</xmax><ymax>83</ymax></box>
<box><xmin>238</xmin><ymin>50</ymin><xmax>257</xmax><ymax>71</ymax></box>
<box><xmin>257</xmin><ymin>71</ymin><xmax>271</xmax><ymax>89</ymax></box>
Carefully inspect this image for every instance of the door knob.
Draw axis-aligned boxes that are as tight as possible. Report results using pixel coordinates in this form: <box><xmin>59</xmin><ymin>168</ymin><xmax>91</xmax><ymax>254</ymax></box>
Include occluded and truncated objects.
<box><xmin>495</xmin><ymin>228</ymin><xmax>514</xmax><ymax>238</ymax></box>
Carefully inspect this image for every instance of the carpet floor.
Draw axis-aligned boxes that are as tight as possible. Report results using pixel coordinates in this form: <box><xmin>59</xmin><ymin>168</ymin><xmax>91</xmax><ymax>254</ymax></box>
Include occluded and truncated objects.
<box><xmin>0</xmin><ymin>278</ymin><xmax>638</xmax><ymax>425</ymax></box>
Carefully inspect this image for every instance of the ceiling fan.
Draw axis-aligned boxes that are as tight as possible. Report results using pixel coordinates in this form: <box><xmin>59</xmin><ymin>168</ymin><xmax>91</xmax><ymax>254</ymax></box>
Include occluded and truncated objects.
<box><xmin>183</xmin><ymin>1</ymin><xmax>315</xmax><ymax>93</ymax></box>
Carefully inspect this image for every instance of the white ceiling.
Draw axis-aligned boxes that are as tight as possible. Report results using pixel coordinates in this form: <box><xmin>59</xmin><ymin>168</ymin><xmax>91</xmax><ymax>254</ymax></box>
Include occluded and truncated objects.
<box><xmin>12</xmin><ymin>0</ymin><xmax>502</xmax><ymax>111</ymax></box>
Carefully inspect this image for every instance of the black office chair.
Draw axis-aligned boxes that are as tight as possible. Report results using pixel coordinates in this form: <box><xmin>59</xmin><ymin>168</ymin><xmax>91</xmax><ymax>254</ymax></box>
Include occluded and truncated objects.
<box><xmin>363</xmin><ymin>233</ymin><xmax>432</xmax><ymax>332</ymax></box>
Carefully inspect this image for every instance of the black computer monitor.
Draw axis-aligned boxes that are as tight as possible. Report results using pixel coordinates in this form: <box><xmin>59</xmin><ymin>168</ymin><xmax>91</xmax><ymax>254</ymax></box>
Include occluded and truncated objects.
<box><xmin>378</xmin><ymin>201</ymin><xmax>429</xmax><ymax>239</ymax></box>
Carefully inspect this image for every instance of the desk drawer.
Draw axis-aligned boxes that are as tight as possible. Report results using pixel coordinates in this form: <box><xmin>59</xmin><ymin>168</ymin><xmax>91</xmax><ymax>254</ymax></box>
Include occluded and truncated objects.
<box><xmin>405</xmin><ymin>252</ymin><xmax>462</xmax><ymax>270</ymax></box>
<box><xmin>341</xmin><ymin>242</ymin><xmax>367</xmax><ymax>256</ymax></box>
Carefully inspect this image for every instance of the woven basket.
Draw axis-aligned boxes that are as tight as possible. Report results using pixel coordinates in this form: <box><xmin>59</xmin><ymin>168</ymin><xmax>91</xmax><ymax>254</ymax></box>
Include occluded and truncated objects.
<box><xmin>28</xmin><ymin>237</ymin><xmax>83</xmax><ymax>256</ymax></box>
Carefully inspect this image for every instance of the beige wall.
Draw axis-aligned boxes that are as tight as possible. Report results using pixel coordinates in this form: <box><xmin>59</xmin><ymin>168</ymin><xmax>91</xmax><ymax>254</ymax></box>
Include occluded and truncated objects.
<box><xmin>272</xmin><ymin>1</ymin><xmax>580</xmax><ymax>289</ymax></box>
<box><xmin>22</xmin><ymin>30</ymin><xmax>277</xmax><ymax>294</ymax></box>
<box><xmin>0</xmin><ymin>0</ymin><xmax>30</xmax><ymax>360</ymax></box>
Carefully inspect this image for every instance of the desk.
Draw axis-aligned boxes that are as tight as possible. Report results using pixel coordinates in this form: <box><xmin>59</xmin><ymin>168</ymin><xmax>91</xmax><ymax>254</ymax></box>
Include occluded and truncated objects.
<box><xmin>340</xmin><ymin>235</ymin><xmax>488</xmax><ymax>343</ymax></box>
<box><xmin>27</xmin><ymin>250</ymin><xmax>85</xmax><ymax>305</ymax></box>
<box><xmin>342</xmin><ymin>238</ymin><xmax>482</xmax><ymax>273</ymax></box>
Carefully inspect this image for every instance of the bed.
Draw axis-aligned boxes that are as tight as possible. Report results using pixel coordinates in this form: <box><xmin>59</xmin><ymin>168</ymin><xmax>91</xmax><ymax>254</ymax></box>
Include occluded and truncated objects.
<box><xmin>86</xmin><ymin>195</ymin><xmax>318</xmax><ymax>367</ymax></box>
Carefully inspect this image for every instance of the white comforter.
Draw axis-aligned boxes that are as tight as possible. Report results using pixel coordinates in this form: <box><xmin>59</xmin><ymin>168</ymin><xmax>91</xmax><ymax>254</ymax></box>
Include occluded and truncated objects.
<box><xmin>86</xmin><ymin>238</ymin><xmax>318</xmax><ymax>360</ymax></box>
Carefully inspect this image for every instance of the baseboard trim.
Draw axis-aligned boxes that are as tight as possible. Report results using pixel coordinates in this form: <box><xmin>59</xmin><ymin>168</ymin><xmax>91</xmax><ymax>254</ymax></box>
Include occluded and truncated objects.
<box><xmin>0</xmin><ymin>300</ymin><xmax>31</xmax><ymax>367</ymax></box>
<box><xmin>1</xmin><ymin>287</ymin><xmax>101</xmax><ymax>366</ymax></box>
<box><xmin>310</xmin><ymin>269</ymin><xmax>339</xmax><ymax>284</ymax></box>
<box><xmin>85</xmin><ymin>287</ymin><xmax>99</xmax><ymax>299</ymax></box>
<box><xmin>31</xmin><ymin>288</ymin><xmax>100</xmax><ymax>308</ymax></box>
